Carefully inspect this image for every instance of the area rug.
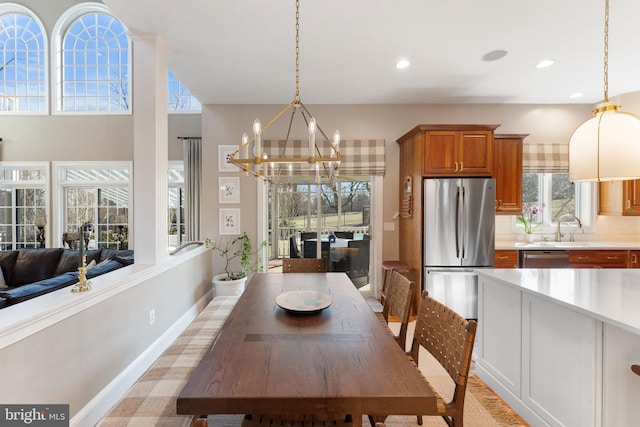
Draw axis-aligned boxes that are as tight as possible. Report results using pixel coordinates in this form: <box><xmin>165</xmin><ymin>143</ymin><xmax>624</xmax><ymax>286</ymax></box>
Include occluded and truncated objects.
<box><xmin>208</xmin><ymin>322</ymin><xmax>529</xmax><ymax>427</ymax></box>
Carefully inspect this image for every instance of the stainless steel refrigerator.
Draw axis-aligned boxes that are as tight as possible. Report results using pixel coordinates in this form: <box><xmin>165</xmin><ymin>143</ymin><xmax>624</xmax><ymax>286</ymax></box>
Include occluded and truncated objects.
<box><xmin>423</xmin><ymin>178</ymin><xmax>495</xmax><ymax>319</ymax></box>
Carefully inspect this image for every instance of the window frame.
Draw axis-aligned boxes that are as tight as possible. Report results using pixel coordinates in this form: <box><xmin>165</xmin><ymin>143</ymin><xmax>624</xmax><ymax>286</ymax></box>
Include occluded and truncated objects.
<box><xmin>53</xmin><ymin>161</ymin><xmax>133</xmax><ymax>250</ymax></box>
<box><xmin>0</xmin><ymin>162</ymin><xmax>49</xmax><ymax>249</ymax></box>
<box><xmin>514</xmin><ymin>172</ymin><xmax>597</xmax><ymax>236</ymax></box>
<box><xmin>0</xmin><ymin>3</ymin><xmax>49</xmax><ymax>115</ymax></box>
<box><xmin>51</xmin><ymin>2</ymin><xmax>131</xmax><ymax>115</ymax></box>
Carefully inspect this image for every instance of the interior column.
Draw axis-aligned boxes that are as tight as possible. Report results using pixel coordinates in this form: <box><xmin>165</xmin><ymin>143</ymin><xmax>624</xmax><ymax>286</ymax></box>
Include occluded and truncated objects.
<box><xmin>130</xmin><ymin>31</ymin><xmax>169</xmax><ymax>264</ymax></box>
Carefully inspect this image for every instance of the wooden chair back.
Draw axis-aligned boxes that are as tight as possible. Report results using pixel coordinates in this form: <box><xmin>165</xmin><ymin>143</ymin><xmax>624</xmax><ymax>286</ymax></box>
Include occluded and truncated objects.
<box><xmin>410</xmin><ymin>290</ymin><xmax>477</xmax><ymax>427</ymax></box>
<box><xmin>380</xmin><ymin>270</ymin><xmax>414</xmax><ymax>351</ymax></box>
<box><xmin>282</xmin><ymin>257</ymin><xmax>328</xmax><ymax>273</ymax></box>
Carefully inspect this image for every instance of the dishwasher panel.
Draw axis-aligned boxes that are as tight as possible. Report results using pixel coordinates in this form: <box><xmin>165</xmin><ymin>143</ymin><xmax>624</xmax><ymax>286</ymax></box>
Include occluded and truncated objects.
<box><xmin>521</xmin><ymin>250</ymin><xmax>569</xmax><ymax>268</ymax></box>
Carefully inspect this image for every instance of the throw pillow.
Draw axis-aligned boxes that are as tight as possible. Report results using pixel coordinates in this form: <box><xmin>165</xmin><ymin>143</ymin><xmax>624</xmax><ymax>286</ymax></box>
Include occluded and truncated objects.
<box><xmin>0</xmin><ymin>267</ymin><xmax>6</xmax><ymax>289</ymax></box>
<box><xmin>85</xmin><ymin>259</ymin><xmax>97</xmax><ymax>270</ymax></box>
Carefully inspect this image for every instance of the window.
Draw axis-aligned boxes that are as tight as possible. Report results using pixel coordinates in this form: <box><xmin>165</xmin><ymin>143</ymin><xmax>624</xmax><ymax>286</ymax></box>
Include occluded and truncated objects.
<box><xmin>53</xmin><ymin>4</ymin><xmax>130</xmax><ymax>113</ymax></box>
<box><xmin>0</xmin><ymin>163</ymin><xmax>48</xmax><ymax>249</ymax></box>
<box><xmin>168</xmin><ymin>71</ymin><xmax>201</xmax><ymax>112</ymax></box>
<box><xmin>168</xmin><ymin>162</ymin><xmax>185</xmax><ymax>249</ymax></box>
<box><xmin>55</xmin><ymin>163</ymin><xmax>131</xmax><ymax>249</ymax></box>
<box><xmin>269</xmin><ymin>177</ymin><xmax>371</xmax><ymax>259</ymax></box>
<box><xmin>0</xmin><ymin>4</ymin><xmax>47</xmax><ymax>113</ymax></box>
<box><xmin>520</xmin><ymin>172</ymin><xmax>596</xmax><ymax>233</ymax></box>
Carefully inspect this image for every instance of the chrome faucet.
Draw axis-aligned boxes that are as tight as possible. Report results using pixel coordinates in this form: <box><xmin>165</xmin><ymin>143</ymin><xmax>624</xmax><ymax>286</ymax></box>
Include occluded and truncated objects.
<box><xmin>556</xmin><ymin>214</ymin><xmax>583</xmax><ymax>242</ymax></box>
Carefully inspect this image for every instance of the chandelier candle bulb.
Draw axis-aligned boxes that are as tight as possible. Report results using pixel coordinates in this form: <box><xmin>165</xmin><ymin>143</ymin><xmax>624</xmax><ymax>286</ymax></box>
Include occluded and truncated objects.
<box><xmin>308</xmin><ymin>117</ymin><xmax>316</xmax><ymax>158</ymax></box>
<box><xmin>253</xmin><ymin>119</ymin><xmax>261</xmax><ymax>158</ymax></box>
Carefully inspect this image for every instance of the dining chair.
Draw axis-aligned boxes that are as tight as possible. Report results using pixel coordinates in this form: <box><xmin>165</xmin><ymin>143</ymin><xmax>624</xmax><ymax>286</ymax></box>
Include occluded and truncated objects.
<box><xmin>282</xmin><ymin>257</ymin><xmax>328</xmax><ymax>273</ymax></box>
<box><xmin>375</xmin><ymin>270</ymin><xmax>414</xmax><ymax>351</ymax></box>
<box><xmin>300</xmin><ymin>231</ymin><xmax>317</xmax><ymax>241</ymax></box>
<box><xmin>303</xmin><ymin>240</ymin><xmax>330</xmax><ymax>261</ymax></box>
<box><xmin>289</xmin><ymin>235</ymin><xmax>301</xmax><ymax>258</ymax></box>
<box><xmin>411</xmin><ymin>290</ymin><xmax>478</xmax><ymax>427</ymax></box>
<box><xmin>347</xmin><ymin>239</ymin><xmax>370</xmax><ymax>282</ymax></box>
<box><xmin>333</xmin><ymin>230</ymin><xmax>354</xmax><ymax>239</ymax></box>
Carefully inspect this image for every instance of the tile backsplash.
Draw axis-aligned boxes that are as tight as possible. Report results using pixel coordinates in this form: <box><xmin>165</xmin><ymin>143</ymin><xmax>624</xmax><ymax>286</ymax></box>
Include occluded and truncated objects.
<box><xmin>496</xmin><ymin>215</ymin><xmax>640</xmax><ymax>243</ymax></box>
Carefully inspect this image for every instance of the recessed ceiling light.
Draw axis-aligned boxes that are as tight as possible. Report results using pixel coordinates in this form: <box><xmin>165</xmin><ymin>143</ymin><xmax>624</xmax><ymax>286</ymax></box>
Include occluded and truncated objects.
<box><xmin>569</xmin><ymin>92</ymin><xmax>584</xmax><ymax>99</ymax></box>
<box><xmin>481</xmin><ymin>50</ymin><xmax>508</xmax><ymax>62</ymax></box>
<box><xmin>536</xmin><ymin>59</ymin><xmax>555</xmax><ymax>69</ymax></box>
<box><xmin>395</xmin><ymin>60</ymin><xmax>410</xmax><ymax>69</ymax></box>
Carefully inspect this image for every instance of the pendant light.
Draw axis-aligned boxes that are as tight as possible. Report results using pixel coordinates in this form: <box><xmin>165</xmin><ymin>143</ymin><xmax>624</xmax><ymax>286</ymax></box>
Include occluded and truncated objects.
<box><xmin>568</xmin><ymin>0</ymin><xmax>640</xmax><ymax>182</ymax></box>
<box><xmin>227</xmin><ymin>0</ymin><xmax>341</xmax><ymax>184</ymax></box>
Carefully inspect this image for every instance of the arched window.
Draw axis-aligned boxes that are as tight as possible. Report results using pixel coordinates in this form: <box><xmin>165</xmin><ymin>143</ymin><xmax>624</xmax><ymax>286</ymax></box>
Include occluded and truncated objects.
<box><xmin>53</xmin><ymin>3</ymin><xmax>131</xmax><ymax>113</ymax></box>
<box><xmin>0</xmin><ymin>4</ymin><xmax>47</xmax><ymax>113</ymax></box>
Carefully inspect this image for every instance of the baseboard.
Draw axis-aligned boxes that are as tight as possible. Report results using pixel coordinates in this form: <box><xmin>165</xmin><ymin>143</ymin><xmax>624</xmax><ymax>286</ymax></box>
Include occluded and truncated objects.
<box><xmin>70</xmin><ymin>293</ymin><xmax>211</xmax><ymax>427</ymax></box>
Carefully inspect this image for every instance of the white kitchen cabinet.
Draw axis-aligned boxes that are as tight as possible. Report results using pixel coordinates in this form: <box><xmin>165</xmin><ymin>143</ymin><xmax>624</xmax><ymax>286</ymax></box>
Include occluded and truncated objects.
<box><xmin>522</xmin><ymin>293</ymin><xmax>599</xmax><ymax>427</ymax></box>
<box><xmin>603</xmin><ymin>323</ymin><xmax>640</xmax><ymax>426</ymax></box>
<box><xmin>478</xmin><ymin>278</ymin><xmax>521</xmax><ymax>397</ymax></box>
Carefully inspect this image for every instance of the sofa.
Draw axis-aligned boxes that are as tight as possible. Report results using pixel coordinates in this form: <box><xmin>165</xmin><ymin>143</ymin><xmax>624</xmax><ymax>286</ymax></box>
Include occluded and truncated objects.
<box><xmin>0</xmin><ymin>248</ymin><xmax>134</xmax><ymax>309</ymax></box>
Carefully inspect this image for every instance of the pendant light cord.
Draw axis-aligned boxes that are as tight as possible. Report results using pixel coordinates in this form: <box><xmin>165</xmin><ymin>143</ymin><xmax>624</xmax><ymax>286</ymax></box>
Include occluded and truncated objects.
<box><xmin>603</xmin><ymin>0</ymin><xmax>609</xmax><ymax>102</ymax></box>
<box><xmin>295</xmin><ymin>0</ymin><xmax>300</xmax><ymax>103</ymax></box>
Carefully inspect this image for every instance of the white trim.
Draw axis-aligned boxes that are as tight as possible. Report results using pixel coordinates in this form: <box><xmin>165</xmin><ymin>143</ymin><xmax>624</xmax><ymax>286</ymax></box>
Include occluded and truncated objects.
<box><xmin>368</xmin><ymin>175</ymin><xmax>383</xmax><ymax>298</ymax></box>
<box><xmin>70</xmin><ymin>291</ymin><xmax>211</xmax><ymax>427</ymax></box>
<box><xmin>0</xmin><ymin>3</ymin><xmax>50</xmax><ymax>115</ymax></box>
<box><xmin>50</xmin><ymin>2</ymin><xmax>132</xmax><ymax>115</ymax></box>
<box><xmin>52</xmin><ymin>160</ymin><xmax>133</xmax><ymax>250</ymax></box>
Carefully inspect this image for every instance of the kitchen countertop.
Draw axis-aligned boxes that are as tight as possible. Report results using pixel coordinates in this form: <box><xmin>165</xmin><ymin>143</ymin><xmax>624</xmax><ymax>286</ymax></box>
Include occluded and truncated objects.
<box><xmin>476</xmin><ymin>268</ymin><xmax>640</xmax><ymax>335</ymax></box>
<box><xmin>496</xmin><ymin>240</ymin><xmax>640</xmax><ymax>250</ymax></box>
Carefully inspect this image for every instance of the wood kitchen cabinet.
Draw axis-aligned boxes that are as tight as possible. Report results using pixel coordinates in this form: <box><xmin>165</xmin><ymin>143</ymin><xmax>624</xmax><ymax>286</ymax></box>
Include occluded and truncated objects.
<box><xmin>494</xmin><ymin>134</ymin><xmax>526</xmax><ymax>215</ymax></box>
<box><xmin>494</xmin><ymin>250</ymin><xmax>519</xmax><ymax>268</ymax></box>
<box><xmin>599</xmin><ymin>179</ymin><xmax>640</xmax><ymax>216</ymax></box>
<box><xmin>569</xmin><ymin>250</ymin><xmax>628</xmax><ymax>268</ymax></box>
<box><xmin>423</xmin><ymin>129</ymin><xmax>494</xmax><ymax>176</ymax></box>
<box><xmin>397</xmin><ymin>125</ymin><xmax>499</xmax><ymax>177</ymax></box>
<box><xmin>630</xmin><ymin>251</ymin><xmax>640</xmax><ymax>268</ymax></box>
<box><xmin>623</xmin><ymin>179</ymin><xmax>640</xmax><ymax>215</ymax></box>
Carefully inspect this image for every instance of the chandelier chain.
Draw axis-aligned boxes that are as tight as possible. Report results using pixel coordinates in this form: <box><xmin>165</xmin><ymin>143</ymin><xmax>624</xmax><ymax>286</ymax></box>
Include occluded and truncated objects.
<box><xmin>295</xmin><ymin>0</ymin><xmax>300</xmax><ymax>102</ymax></box>
<box><xmin>603</xmin><ymin>0</ymin><xmax>609</xmax><ymax>101</ymax></box>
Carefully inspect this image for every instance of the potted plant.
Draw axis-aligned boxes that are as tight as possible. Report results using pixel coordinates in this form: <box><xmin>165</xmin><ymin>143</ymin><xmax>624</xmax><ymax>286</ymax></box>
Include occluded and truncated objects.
<box><xmin>517</xmin><ymin>204</ymin><xmax>541</xmax><ymax>243</ymax></box>
<box><xmin>206</xmin><ymin>232</ymin><xmax>267</xmax><ymax>296</ymax></box>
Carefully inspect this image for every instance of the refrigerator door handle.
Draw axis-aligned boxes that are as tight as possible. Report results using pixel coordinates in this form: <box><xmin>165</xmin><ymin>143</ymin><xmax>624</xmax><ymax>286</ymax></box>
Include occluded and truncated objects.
<box><xmin>460</xmin><ymin>185</ymin><xmax>466</xmax><ymax>259</ymax></box>
<box><xmin>455</xmin><ymin>186</ymin><xmax>461</xmax><ymax>258</ymax></box>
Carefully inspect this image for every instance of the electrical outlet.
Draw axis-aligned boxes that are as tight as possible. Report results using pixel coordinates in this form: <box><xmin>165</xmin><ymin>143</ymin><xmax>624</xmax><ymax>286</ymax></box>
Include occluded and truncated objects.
<box><xmin>149</xmin><ymin>309</ymin><xmax>155</xmax><ymax>325</ymax></box>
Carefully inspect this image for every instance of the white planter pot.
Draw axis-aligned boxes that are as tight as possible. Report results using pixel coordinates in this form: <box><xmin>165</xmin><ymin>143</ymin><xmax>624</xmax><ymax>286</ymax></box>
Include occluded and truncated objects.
<box><xmin>212</xmin><ymin>273</ymin><xmax>247</xmax><ymax>297</ymax></box>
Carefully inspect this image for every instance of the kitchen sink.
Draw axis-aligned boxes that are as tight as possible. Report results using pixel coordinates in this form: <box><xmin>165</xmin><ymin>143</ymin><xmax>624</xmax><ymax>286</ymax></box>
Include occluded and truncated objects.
<box><xmin>515</xmin><ymin>241</ymin><xmax>619</xmax><ymax>248</ymax></box>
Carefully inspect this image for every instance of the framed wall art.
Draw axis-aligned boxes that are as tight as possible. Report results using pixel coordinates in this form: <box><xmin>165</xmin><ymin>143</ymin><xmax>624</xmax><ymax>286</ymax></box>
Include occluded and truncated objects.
<box><xmin>219</xmin><ymin>177</ymin><xmax>240</xmax><ymax>204</ymax></box>
<box><xmin>219</xmin><ymin>208</ymin><xmax>241</xmax><ymax>235</ymax></box>
<box><xmin>218</xmin><ymin>145</ymin><xmax>239</xmax><ymax>172</ymax></box>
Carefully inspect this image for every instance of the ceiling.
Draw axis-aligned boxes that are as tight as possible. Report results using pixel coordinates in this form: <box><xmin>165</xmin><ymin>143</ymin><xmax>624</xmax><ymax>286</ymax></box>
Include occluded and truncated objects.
<box><xmin>103</xmin><ymin>0</ymin><xmax>640</xmax><ymax>106</ymax></box>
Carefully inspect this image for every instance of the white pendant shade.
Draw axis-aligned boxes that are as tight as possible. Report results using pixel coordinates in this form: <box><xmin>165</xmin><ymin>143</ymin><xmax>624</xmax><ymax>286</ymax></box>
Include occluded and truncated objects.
<box><xmin>569</xmin><ymin>103</ymin><xmax>640</xmax><ymax>182</ymax></box>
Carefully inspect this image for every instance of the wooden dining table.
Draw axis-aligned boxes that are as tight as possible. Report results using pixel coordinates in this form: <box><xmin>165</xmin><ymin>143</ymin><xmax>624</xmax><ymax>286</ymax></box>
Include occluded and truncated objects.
<box><xmin>177</xmin><ymin>272</ymin><xmax>438</xmax><ymax>426</ymax></box>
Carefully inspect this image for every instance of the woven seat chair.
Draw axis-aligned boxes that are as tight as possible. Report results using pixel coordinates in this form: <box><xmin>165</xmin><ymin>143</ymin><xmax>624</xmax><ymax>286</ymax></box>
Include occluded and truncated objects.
<box><xmin>375</xmin><ymin>270</ymin><xmax>414</xmax><ymax>351</ymax></box>
<box><xmin>411</xmin><ymin>290</ymin><xmax>477</xmax><ymax>427</ymax></box>
<box><xmin>283</xmin><ymin>257</ymin><xmax>328</xmax><ymax>273</ymax></box>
